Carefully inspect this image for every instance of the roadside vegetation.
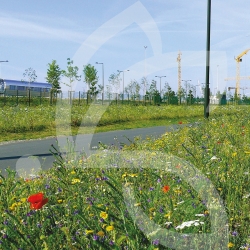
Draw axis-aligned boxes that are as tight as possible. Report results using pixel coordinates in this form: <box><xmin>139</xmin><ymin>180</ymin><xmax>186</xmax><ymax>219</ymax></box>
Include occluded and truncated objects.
<box><xmin>0</xmin><ymin>105</ymin><xmax>249</xmax><ymax>249</ymax></box>
<box><xmin>0</xmin><ymin>103</ymin><xmax>241</xmax><ymax>143</ymax></box>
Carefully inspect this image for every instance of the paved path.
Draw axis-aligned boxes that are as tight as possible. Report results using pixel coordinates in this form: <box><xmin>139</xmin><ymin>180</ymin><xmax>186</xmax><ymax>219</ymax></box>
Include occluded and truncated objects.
<box><xmin>0</xmin><ymin>124</ymin><xmax>182</xmax><ymax>176</ymax></box>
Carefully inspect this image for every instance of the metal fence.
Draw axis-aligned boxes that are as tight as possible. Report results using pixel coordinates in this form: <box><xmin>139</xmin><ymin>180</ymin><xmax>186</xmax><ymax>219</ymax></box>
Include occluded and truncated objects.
<box><xmin>2</xmin><ymin>89</ymin><xmax>236</xmax><ymax>107</ymax></box>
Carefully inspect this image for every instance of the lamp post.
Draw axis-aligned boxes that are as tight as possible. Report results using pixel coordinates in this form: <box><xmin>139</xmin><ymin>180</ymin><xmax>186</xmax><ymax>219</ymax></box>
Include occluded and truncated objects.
<box><xmin>204</xmin><ymin>0</ymin><xmax>211</xmax><ymax>118</ymax></box>
<box><xmin>117</xmin><ymin>69</ymin><xmax>129</xmax><ymax>100</ymax></box>
<box><xmin>194</xmin><ymin>84</ymin><xmax>199</xmax><ymax>103</ymax></box>
<box><xmin>155</xmin><ymin>76</ymin><xmax>166</xmax><ymax>97</ymax></box>
<box><xmin>96</xmin><ymin>62</ymin><xmax>104</xmax><ymax>104</ymax></box>
<box><xmin>0</xmin><ymin>60</ymin><xmax>8</xmax><ymax>78</ymax></box>
<box><xmin>182</xmin><ymin>80</ymin><xmax>192</xmax><ymax>104</ymax></box>
<box><xmin>144</xmin><ymin>46</ymin><xmax>147</xmax><ymax>95</ymax></box>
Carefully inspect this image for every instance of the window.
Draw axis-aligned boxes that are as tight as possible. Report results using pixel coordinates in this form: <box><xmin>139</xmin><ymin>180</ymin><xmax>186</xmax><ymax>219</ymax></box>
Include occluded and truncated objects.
<box><xmin>17</xmin><ymin>86</ymin><xmax>25</xmax><ymax>90</ymax></box>
<box><xmin>10</xmin><ymin>85</ymin><xmax>16</xmax><ymax>90</ymax></box>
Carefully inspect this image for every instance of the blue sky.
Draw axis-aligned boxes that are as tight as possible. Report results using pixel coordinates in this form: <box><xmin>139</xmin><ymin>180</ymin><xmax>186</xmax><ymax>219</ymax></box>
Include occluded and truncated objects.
<box><xmin>1</xmin><ymin>0</ymin><xmax>250</xmax><ymax>96</ymax></box>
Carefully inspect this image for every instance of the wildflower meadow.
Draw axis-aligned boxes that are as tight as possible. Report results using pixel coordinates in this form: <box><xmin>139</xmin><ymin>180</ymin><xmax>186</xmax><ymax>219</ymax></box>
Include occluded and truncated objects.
<box><xmin>0</xmin><ymin>105</ymin><xmax>249</xmax><ymax>249</ymax></box>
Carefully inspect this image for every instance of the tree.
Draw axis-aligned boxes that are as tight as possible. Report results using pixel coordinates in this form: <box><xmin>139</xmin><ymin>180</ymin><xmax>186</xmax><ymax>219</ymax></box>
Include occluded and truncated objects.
<box><xmin>22</xmin><ymin>67</ymin><xmax>37</xmax><ymax>89</ymax></box>
<box><xmin>141</xmin><ymin>77</ymin><xmax>149</xmax><ymax>95</ymax></box>
<box><xmin>83</xmin><ymin>64</ymin><xmax>99</xmax><ymax>97</ymax></box>
<box><xmin>106</xmin><ymin>84</ymin><xmax>113</xmax><ymax>100</ymax></box>
<box><xmin>61</xmin><ymin>58</ymin><xmax>81</xmax><ymax>91</ymax></box>
<box><xmin>163</xmin><ymin>84</ymin><xmax>178</xmax><ymax>105</ymax></box>
<box><xmin>125</xmin><ymin>80</ymin><xmax>140</xmax><ymax>100</ymax></box>
<box><xmin>187</xmin><ymin>89</ymin><xmax>194</xmax><ymax>105</ymax></box>
<box><xmin>146</xmin><ymin>80</ymin><xmax>161</xmax><ymax>104</ymax></box>
<box><xmin>108</xmin><ymin>73</ymin><xmax>121</xmax><ymax>93</ymax></box>
<box><xmin>46</xmin><ymin>60</ymin><xmax>62</xmax><ymax>94</ymax></box>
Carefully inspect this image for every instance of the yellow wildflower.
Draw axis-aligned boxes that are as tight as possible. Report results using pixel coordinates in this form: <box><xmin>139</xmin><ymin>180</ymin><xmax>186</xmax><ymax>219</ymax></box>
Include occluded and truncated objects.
<box><xmin>85</xmin><ymin>229</ymin><xmax>94</xmax><ymax>235</ymax></box>
<box><xmin>97</xmin><ymin>231</ymin><xmax>105</xmax><ymax>237</ymax></box>
<box><xmin>100</xmin><ymin>211</ymin><xmax>108</xmax><ymax>219</ymax></box>
<box><xmin>204</xmin><ymin>210</ymin><xmax>209</xmax><ymax>215</ymax></box>
<box><xmin>128</xmin><ymin>173</ymin><xmax>138</xmax><ymax>177</ymax></box>
<box><xmin>134</xmin><ymin>203</ymin><xmax>141</xmax><ymax>207</ymax></box>
<box><xmin>106</xmin><ymin>225</ymin><xmax>114</xmax><ymax>232</ymax></box>
<box><xmin>228</xmin><ymin>242</ymin><xmax>234</xmax><ymax>248</ymax></box>
<box><xmin>57</xmin><ymin>199</ymin><xmax>63</xmax><ymax>204</ymax></box>
<box><xmin>122</xmin><ymin>173</ymin><xmax>127</xmax><ymax>178</ymax></box>
<box><xmin>164</xmin><ymin>212</ymin><xmax>171</xmax><ymax>219</ymax></box>
<box><xmin>71</xmin><ymin>178</ymin><xmax>80</xmax><ymax>184</ymax></box>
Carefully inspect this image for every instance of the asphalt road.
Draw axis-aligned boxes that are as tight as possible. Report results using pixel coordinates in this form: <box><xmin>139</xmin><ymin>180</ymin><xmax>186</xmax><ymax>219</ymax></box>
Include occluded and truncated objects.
<box><xmin>0</xmin><ymin>125</ymin><xmax>181</xmax><ymax>177</ymax></box>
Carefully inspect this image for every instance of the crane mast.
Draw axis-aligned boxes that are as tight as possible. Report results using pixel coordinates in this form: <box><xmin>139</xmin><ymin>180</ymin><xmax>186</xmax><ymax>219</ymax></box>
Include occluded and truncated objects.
<box><xmin>235</xmin><ymin>49</ymin><xmax>250</xmax><ymax>96</ymax></box>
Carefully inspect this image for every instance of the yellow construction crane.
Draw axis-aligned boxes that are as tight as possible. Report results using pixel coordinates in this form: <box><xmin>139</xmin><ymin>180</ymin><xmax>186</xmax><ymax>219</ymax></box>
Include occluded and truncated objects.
<box><xmin>177</xmin><ymin>51</ymin><xmax>182</xmax><ymax>103</ymax></box>
<box><xmin>235</xmin><ymin>49</ymin><xmax>250</xmax><ymax>95</ymax></box>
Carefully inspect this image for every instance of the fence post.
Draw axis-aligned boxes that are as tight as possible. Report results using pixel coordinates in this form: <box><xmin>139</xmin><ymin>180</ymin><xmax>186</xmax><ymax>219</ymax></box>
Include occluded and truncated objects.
<box><xmin>28</xmin><ymin>89</ymin><xmax>31</xmax><ymax>106</ymax></box>
<box><xmin>79</xmin><ymin>91</ymin><xmax>80</xmax><ymax>105</ymax></box>
<box><xmin>50</xmin><ymin>91</ymin><xmax>53</xmax><ymax>105</ymax></box>
<box><xmin>17</xmin><ymin>90</ymin><xmax>19</xmax><ymax>106</ymax></box>
<box><xmin>128</xmin><ymin>94</ymin><xmax>129</xmax><ymax>104</ymax></box>
<box><xmin>102</xmin><ymin>92</ymin><xmax>104</xmax><ymax>105</ymax></box>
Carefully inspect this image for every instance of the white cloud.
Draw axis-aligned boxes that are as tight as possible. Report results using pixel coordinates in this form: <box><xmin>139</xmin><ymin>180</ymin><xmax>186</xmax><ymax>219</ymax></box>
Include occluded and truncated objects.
<box><xmin>0</xmin><ymin>15</ymin><xmax>86</xmax><ymax>43</ymax></box>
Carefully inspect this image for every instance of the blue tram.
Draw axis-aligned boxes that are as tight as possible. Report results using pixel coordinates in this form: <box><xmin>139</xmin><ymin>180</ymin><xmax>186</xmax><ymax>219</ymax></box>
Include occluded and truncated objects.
<box><xmin>0</xmin><ymin>79</ymin><xmax>52</xmax><ymax>97</ymax></box>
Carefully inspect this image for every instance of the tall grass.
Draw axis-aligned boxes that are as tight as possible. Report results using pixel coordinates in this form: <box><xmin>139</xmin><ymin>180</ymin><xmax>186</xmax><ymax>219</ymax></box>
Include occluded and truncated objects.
<box><xmin>0</xmin><ymin>104</ymin><xmax>240</xmax><ymax>134</ymax></box>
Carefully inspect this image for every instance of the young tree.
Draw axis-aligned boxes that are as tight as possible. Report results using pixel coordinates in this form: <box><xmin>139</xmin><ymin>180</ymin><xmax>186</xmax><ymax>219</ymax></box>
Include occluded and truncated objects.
<box><xmin>106</xmin><ymin>84</ymin><xmax>113</xmax><ymax>100</ymax></box>
<box><xmin>61</xmin><ymin>58</ymin><xmax>81</xmax><ymax>91</ymax></box>
<box><xmin>147</xmin><ymin>79</ymin><xmax>160</xmax><ymax>96</ymax></box>
<box><xmin>108</xmin><ymin>72</ymin><xmax>121</xmax><ymax>93</ymax></box>
<box><xmin>125</xmin><ymin>80</ymin><xmax>140</xmax><ymax>99</ymax></box>
<box><xmin>163</xmin><ymin>84</ymin><xmax>177</xmax><ymax>105</ymax></box>
<box><xmin>140</xmin><ymin>77</ymin><xmax>149</xmax><ymax>95</ymax></box>
<box><xmin>46</xmin><ymin>60</ymin><xmax>62</xmax><ymax>94</ymax></box>
<box><xmin>22</xmin><ymin>67</ymin><xmax>37</xmax><ymax>89</ymax></box>
<box><xmin>83</xmin><ymin>64</ymin><xmax>99</xmax><ymax>97</ymax></box>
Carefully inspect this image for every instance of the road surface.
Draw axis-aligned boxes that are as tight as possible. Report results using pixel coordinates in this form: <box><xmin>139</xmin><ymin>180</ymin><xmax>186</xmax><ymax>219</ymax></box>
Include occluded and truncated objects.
<box><xmin>0</xmin><ymin>125</ymin><xmax>182</xmax><ymax>177</ymax></box>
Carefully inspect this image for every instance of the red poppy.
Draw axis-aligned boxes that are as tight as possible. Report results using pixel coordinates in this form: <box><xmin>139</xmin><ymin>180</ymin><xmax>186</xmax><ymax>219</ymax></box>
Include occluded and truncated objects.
<box><xmin>27</xmin><ymin>192</ymin><xmax>48</xmax><ymax>210</ymax></box>
<box><xmin>162</xmin><ymin>185</ymin><xmax>170</xmax><ymax>193</ymax></box>
<box><xmin>178</xmin><ymin>121</ymin><xmax>183</xmax><ymax>124</ymax></box>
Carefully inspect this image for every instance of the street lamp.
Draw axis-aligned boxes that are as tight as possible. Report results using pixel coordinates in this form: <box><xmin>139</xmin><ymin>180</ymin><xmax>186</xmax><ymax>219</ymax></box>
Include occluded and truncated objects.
<box><xmin>182</xmin><ymin>80</ymin><xmax>192</xmax><ymax>104</ymax></box>
<box><xmin>155</xmin><ymin>76</ymin><xmax>166</xmax><ymax>96</ymax></box>
<box><xmin>95</xmin><ymin>62</ymin><xmax>104</xmax><ymax>93</ymax></box>
<box><xmin>204</xmin><ymin>0</ymin><xmax>211</xmax><ymax>118</ymax></box>
<box><xmin>117</xmin><ymin>69</ymin><xmax>129</xmax><ymax>99</ymax></box>
<box><xmin>144</xmin><ymin>46</ymin><xmax>147</xmax><ymax>95</ymax></box>
<box><xmin>96</xmin><ymin>62</ymin><xmax>104</xmax><ymax>104</ymax></box>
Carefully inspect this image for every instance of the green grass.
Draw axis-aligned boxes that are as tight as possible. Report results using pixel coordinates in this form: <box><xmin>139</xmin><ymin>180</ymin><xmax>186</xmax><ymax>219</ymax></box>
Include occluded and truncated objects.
<box><xmin>0</xmin><ymin>103</ymin><xmax>240</xmax><ymax>143</ymax></box>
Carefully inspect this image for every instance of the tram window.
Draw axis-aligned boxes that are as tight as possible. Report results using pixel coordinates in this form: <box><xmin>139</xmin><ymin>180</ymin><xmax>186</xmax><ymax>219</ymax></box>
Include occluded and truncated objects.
<box><xmin>10</xmin><ymin>85</ymin><xmax>16</xmax><ymax>90</ymax></box>
<box><xmin>17</xmin><ymin>86</ymin><xmax>25</xmax><ymax>90</ymax></box>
